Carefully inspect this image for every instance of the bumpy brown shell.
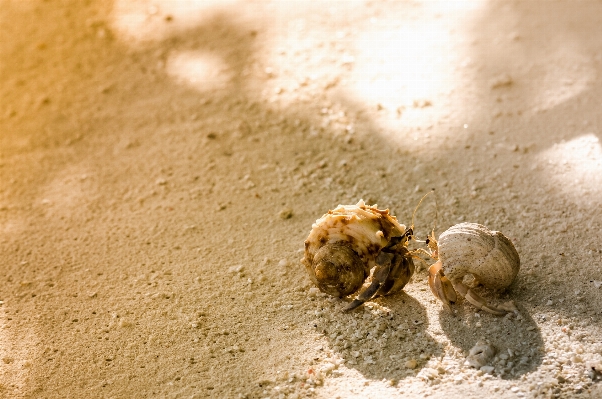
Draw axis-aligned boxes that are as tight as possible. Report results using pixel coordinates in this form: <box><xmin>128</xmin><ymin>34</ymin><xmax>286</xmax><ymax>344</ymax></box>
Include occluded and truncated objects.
<box><xmin>302</xmin><ymin>200</ymin><xmax>406</xmax><ymax>297</ymax></box>
<box><xmin>438</xmin><ymin>223</ymin><xmax>520</xmax><ymax>289</ymax></box>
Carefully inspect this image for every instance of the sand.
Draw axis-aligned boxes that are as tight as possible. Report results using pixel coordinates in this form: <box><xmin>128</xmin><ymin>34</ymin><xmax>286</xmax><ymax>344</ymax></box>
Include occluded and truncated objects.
<box><xmin>1</xmin><ymin>1</ymin><xmax>601</xmax><ymax>398</ymax></box>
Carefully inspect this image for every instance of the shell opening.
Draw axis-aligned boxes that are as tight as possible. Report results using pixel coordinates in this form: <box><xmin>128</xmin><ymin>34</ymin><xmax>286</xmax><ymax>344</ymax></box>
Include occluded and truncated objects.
<box><xmin>312</xmin><ymin>243</ymin><xmax>366</xmax><ymax>297</ymax></box>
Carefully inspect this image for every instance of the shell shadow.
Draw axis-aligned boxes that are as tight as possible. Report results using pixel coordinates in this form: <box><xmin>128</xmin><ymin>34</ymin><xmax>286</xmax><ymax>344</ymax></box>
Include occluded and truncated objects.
<box><xmin>317</xmin><ymin>292</ymin><xmax>442</xmax><ymax>381</ymax></box>
<box><xmin>438</xmin><ymin>301</ymin><xmax>544</xmax><ymax>379</ymax></box>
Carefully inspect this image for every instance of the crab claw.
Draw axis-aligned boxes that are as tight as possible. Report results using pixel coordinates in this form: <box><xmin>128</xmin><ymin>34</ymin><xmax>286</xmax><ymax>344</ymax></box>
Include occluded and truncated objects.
<box><xmin>428</xmin><ymin>260</ymin><xmax>457</xmax><ymax>309</ymax></box>
<box><xmin>344</xmin><ymin>261</ymin><xmax>391</xmax><ymax>312</ymax></box>
<box><xmin>453</xmin><ymin>282</ymin><xmax>513</xmax><ymax>316</ymax></box>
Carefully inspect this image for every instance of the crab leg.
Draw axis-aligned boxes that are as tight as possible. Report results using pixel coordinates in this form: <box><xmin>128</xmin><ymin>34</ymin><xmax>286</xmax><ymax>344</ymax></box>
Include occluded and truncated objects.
<box><xmin>378</xmin><ymin>251</ymin><xmax>414</xmax><ymax>295</ymax></box>
<box><xmin>344</xmin><ymin>260</ymin><xmax>391</xmax><ymax>312</ymax></box>
<box><xmin>344</xmin><ymin>252</ymin><xmax>393</xmax><ymax>312</ymax></box>
<box><xmin>428</xmin><ymin>260</ymin><xmax>456</xmax><ymax>310</ymax></box>
<box><xmin>452</xmin><ymin>280</ymin><xmax>517</xmax><ymax>316</ymax></box>
<box><xmin>428</xmin><ymin>260</ymin><xmax>517</xmax><ymax>315</ymax></box>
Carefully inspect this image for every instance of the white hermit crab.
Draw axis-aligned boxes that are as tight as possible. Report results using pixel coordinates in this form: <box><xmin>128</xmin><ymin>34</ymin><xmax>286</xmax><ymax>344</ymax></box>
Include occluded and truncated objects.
<box><xmin>302</xmin><ymin>200</ymin><xmax>415</xmax><ymax>311</ymax></box>
<box><xmin>423</xmin><ymin>223</ymin><xmax>520</xmax><ymax>315</ymax></box>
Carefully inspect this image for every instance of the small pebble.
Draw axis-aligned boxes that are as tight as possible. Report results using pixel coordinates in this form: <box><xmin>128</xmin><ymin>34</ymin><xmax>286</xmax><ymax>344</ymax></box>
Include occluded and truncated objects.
<box><xmin>466</xmin><ymin>340</ymin><xmax>496</xmax><ymax>368</ymax></box>
<box><xmin>118</xmin><ymin>319</ymin><xmax>132</xmax><ymax>328</ymax></box>
<box><xmin>228</xmin><ymin>265</ymin><xmax>244</xmax><ymax>273</ymax></box>
<box><xmin>490</xmin><ymin>74</ymin><xmax>513</xmax><ymax>89</ymax></box>
<box><xmin>405</xmin><ymin>359</ymin><xmax>417</xmax><ymax>369</ymax></box>
<box><xmin>279</xmin><ymin>208</ymin><xmax>293</xmax><ymax>219</ymax></box>
<box><xmin>480</xmin><ymin>366</ymin><xmax>494</xmax><ymax>374</ymax></box>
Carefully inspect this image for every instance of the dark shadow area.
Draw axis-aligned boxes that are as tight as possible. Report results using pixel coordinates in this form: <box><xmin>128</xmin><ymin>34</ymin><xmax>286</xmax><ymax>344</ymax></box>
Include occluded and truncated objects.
<box><xmin>439</xmin><ymin>301</ymin><xmax>544</xmax><ymax>379</ymax></box>
<box><xmin>317</xmin><ymin>293</ymin><xmax>442</xmax><ymax>382</ymax></box>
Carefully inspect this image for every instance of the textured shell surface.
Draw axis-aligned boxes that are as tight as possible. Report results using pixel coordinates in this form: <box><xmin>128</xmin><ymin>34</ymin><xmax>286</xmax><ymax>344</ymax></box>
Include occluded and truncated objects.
<box><xmin>303</xmin><ymin>200</ymin><xmax>406</xmax><ymax>291</ymax></box>
<box><xmin>437</xmin><ymin>223</ymin><xmax>520</xmax><ymax>288</ymax></box>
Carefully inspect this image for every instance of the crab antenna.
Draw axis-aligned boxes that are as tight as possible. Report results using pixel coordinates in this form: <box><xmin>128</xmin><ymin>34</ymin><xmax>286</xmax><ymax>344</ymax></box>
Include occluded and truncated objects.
<box><xmin>432</xmin><ymin>189</ymin><xmax>438</xmax><ymax>234</ymax></box>
<box><xmin>411</xmin><ymin>189</ymin><xmax>435</xmax><ymax>230</ymax></box>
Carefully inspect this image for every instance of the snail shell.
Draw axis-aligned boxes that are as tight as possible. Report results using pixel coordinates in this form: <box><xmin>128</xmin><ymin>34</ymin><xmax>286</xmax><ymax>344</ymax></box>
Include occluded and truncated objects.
<box><xmin>302</xmin><ymin>200</ymin><xmax>406</xmax><ymax>297</ymax></box>
<box><xmin>437</xmin><ymin>223</ymin><xmax>520</xmax><ymax>289</ymax></box>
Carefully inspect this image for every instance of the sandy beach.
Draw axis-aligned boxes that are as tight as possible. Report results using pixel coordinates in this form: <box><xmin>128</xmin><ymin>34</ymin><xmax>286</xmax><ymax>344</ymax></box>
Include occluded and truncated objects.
<box><xmin>1</xmin><ymin>1</ymin><xmax>601</xmax><ymax>397</ymax></box>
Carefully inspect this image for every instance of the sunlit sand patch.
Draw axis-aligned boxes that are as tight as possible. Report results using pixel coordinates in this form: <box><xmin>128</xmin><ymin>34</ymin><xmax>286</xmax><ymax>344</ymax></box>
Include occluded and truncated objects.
<box><xmin>537</xmin><ymin>133</ymin><xmax>602</xmax><ymax>203</ymax></box>
<box><xmin>38</xmin><ymin>164</ymin><xmax>96</xmax><ymax>219</ymax></box>
<box><xmin>110</xmin><ymin>0</ymin><xmax>240</xmax><ymax>43</ymax></box>
<box><xmin>352</xmin><ymin>20</ymin><xmax>455</xmax><ymax>114</ymax></box>
<box><xmin>0</xmin><ymin>211</ymin><xmax>27</xmax><ymax>238</ymax></box>
<box><xmin>166</xmin><ymin>50</ymin><xmax>232</xmax><ymax>92</ymax></box>
<box><xmin>343</xmin><ymin>1</ymin><xmax>487</xmax><ymax>141</ymax></box>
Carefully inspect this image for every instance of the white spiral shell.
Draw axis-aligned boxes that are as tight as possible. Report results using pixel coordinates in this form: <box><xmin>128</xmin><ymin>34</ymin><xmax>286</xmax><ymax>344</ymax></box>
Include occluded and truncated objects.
<box><xmin>437</xmin><ymin>223</ymin><xmax>520</xmax><ymax>289</ymax></box>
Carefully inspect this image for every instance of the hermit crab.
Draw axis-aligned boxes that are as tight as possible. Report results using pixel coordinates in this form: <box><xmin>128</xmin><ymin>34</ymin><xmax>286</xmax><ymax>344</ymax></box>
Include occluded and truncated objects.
<box><xmin>422</xmin><ymin>223</ymin><xmax>520</xmax><ymax>315</ymax></box>
<box><xmin>302</xmin><ymin>200</ymin><xmax>415</xmax><ymax>311</ymax></box>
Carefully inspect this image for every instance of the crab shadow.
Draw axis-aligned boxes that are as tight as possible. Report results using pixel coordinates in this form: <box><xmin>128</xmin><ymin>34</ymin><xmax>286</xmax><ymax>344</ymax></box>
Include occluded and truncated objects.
<box><xmin>317</xmin><ymin>292</ymin><xmax>442</xmax><ymax>382</ymax></box>
<box><xmin>438</xmin><ymin>299</ymin><xmax>544</xmax><ymax>380</ymax></box>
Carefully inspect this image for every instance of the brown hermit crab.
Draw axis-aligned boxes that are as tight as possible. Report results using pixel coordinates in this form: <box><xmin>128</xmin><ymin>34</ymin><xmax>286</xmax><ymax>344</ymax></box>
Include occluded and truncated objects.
<box><xmin>422</xmin><ymin>223</ymin><xmax>520</xmax><ymax>315</ymax></box>
<box><xmin>302</xmin><ymin>200</ymin><xmax>416</xmax><ymax>311</ymax></box>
